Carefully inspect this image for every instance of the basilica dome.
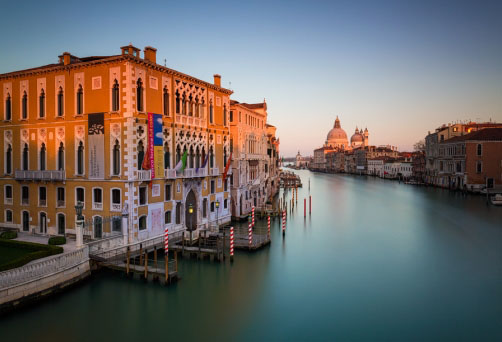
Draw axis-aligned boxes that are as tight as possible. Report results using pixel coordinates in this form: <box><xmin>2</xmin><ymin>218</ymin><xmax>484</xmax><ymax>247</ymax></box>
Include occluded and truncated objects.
<box><xmin>325</xmin><ymin>116</ymin><xmax>348</xmax><ymax>149</ymax></box>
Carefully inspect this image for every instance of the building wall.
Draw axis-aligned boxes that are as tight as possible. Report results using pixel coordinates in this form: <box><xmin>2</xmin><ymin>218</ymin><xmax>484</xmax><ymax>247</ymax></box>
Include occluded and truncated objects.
<box><xmin>465</xmin><ymin>141</ymin><xmax>502</xmax><ymax>188</ymax></box>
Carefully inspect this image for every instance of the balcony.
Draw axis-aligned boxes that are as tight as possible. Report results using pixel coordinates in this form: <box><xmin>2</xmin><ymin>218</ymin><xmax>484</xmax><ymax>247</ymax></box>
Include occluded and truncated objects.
<box><xmin>93</xmin><ymin>202</ymin><xmax>103</xmax><ymax>210</ymax></box>
<box><xmin>165</xmin><ymin>169</ymin><xmax>177</xmax><ymax>179</ymax></box>
<box><xmin>210</xmin><ymin>168</ymin><xmax>219</xmax><ymax>176</ymax></box>
<box><xmin>178</xmin><ymin>168</ymin><xmax>207</xmax><ymax>178</ymax></box>
<box><xmin>21</xmin><ymin>198</ymin><xmax>29</xmax><ymax>206</ymax></box>
<box><xmin>111</xmin><ymin>203</ymin><xmax>121</xmax><ymax>211</ymax></box>
<box><xmin>15</xmin><ymin>170</ymin><xmax>65</xmax><ymax>182</ymax></box>
<box><xmin>57</xmin><ymin>200</ymin><xmax>65</xmax><ymax>208</ymax></box>
<box><xmin>39</xmin><ymin>199</ymin><xmax>47</xmax><ymax>207</ymax></box>
<box><xmin>135</xmin><ymin>170</ymin><xmax>152</xmax><ymax>181</ymax></box>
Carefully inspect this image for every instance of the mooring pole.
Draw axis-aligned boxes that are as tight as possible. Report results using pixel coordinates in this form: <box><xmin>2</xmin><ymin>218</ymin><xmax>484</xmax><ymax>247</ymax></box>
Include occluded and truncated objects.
<box><xmin>144</xmin><ymin>249</ymin><xmax>148</xmax><ymax>280</ymax></box>
<box><xmin>139</xmin><ymin>243</ymin><xmax>143</xmax><ymax>265</ymax></box>
<box><xmin>304</xmin><ymin>198</ymin><xmax>306</xmax><ymax>217</ymax></box>
<box><xmin>282</xmin><ymin>210</ymin><xmax>286</xmax><ymax>237</ymax></box>
<box><xmin>230</xmin><ymin>226</ymin><xmax>234</xmax><ymax>262</ymax></box>
<box><xmin>154</xmin><ymin>246</ymin><xmax>158</xmax><ymax>270</ymax></box>
<box><xmin>164</xmin><ymin>227</ymin><xmax>169</xmax><ymax>284</ymax></box>
<box><xmin>126</xmin><ymin>247</ymin><xmax>130</xmax><ymax>276</ymax></box>
<box><xmin>267</xmin><ymin>215</ymin><xmax>271</xmax><ymax>241</ymax></box>
<box><xmin>309</xmin><ymin>195</ymin><xmax>312</xmax><ymax>215</ymax></box>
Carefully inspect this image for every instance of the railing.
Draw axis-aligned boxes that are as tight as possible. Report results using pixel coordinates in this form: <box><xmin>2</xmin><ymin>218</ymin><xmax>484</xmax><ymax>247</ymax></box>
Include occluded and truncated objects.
<box><xmin>5</xmin><ymin>198</ymin><xmax>12</xmax><ymax>205</ymax></box>
<box><xmin>87</xmin><ymin>234</ymin><xmax>125</xmax><ymax>255</ymax></box>
<box><xmin>0</xmin><ymin>246</ymin><xmax>89</xmax><ymax>289</ymax></box>
<box><xmin>57</xmin><ymin>200</ymin><xmax>65</xmax><ymax>207</ymax></box>
<box><xmin>21</xmin><ymin>198</ymin><xmax>29</xmax><ymax>206</ymax></box>
<box><xmin>93</xmin><ymin>202</ymin><xmax>103</xmax><ymax>210</ymax></box>
<box><xmin>111</xmin><ymin>203</ymin><xmax>121</xmax><ymax>211</ymax></box>
<box><xmin>135</xmin><ymin>170</ymin><xmax>152</xmax><ymax>181</ymax></box>
<box><xmin>15</xmin><ymin>170</ymin><xmax>65</xmax><ymax>181</ymax></box>
<box><xmin>210</xmin><ymin>167</ymin><xmax>219</xmax><ymax>176</ymax></box>
<box><xmin>90</xmin><ymin>231</ymin><xmax>184</xmax><ymax>261</ymax></box>
<box><xmin>165</xmin><ymin>169</ymin><xmax>176</xmax><ymax>179</ymax></box>
<box><xmin>39</xmin><ymin>199</ymin><xmax>47</xmax><ymax>206</ymax></box>
<box><xmin>178</xmin><ymin>168</ymin><xmax>207</xmax><ymax>178</ymax></box>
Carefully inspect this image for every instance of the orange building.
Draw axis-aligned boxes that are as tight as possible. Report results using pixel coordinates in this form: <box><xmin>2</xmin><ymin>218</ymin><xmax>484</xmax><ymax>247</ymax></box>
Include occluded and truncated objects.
<box><xmin>0</xmin><ymin>44</ymin><xmax>232</xmax><ymax>243</ymax></box>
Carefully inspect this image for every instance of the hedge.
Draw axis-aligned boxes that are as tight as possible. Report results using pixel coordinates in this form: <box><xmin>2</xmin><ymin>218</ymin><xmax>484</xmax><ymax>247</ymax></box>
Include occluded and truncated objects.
<box><xmin>0</xmin><ymin>240</ymin><xmax>63</xmax><ymax>272</ymax></box>
<box><xmin>0</xmin><ymin>231</ymin><xmax>17</xmax><ymax>239</ymax></box>
<box><xmin>48</xmin><ymin>236</ymin><xmax>66</xmax><ymax>245</ymax></box>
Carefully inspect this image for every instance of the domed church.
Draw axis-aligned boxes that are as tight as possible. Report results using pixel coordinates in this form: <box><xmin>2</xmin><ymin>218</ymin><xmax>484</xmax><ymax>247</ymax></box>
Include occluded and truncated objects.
<box><xmin>324</xmin><ymin>116</ymin><xmax>369</xmax><ymax>151</ymax></box>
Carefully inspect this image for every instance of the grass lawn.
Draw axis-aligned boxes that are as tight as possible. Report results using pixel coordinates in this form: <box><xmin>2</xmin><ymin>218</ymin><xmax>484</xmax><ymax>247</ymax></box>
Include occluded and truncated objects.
<box><xmin>0</xmin><ymin>245</ymin><xmax>33</xmax><ymax>265</ymax></box>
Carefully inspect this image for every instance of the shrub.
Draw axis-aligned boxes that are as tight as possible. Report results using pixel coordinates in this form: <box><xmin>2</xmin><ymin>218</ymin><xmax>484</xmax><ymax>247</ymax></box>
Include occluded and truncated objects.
<box><xmin>0</xmin><ymin>239</ymin><xmax>63</xmax><ymax>272</ymax></box>
<box><xmin>0</xmin><ymin>231</ymin><xmax>17</xmax><ymax>239</ymax></box>
<box><xmin>48</xmin><ymin>236</ymin><xmax>67</xmax><ymax>245</ymax></box>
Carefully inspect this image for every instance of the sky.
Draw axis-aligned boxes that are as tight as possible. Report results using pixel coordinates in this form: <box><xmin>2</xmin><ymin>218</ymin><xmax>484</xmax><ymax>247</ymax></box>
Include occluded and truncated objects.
<box><xmin>1</xmin><ymin>0</ymin><xmax>501</xmax><ymax>156</ymax></box>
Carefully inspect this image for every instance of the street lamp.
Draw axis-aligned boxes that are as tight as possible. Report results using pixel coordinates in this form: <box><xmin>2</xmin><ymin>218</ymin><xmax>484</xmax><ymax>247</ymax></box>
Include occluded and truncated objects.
<box><xmin>215</xmin><ymin>200</ymin><xmax>220</xmax><ymax>228</ymax></box>
<box><xmin>188</xmin><ymin>204</ymin><xmax>194</xmax><ymax>244</ymax></box>
<box><xmin>74</xmin><ymin>201</ymin><xmax>84</xmax><ymax>248</ymax></box>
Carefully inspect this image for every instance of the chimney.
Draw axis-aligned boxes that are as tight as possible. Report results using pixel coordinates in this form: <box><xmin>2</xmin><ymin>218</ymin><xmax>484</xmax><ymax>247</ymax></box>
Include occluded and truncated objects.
<box><xmin>213</xmin><ymin>74</ymin><xmax>221</xmax><ymax>87</ymax></box>
<box><xmin>62</xmin><ymin>52</ymin><xmax>71</xmax><ymax>66</ymax></box>
<box><xmin>144</xmin><ymin>46</ymin><xmax>157</xmax><ymax>64</ymax></box>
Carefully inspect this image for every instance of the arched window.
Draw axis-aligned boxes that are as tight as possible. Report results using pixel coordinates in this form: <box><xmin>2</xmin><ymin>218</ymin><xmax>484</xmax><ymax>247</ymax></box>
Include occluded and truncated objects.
<box><xmin>223</xmin><ymin>104</ymin><xmax>227</xmax><ymax>126</ymax></box>
<box><xmin>201</xmin><ymin>147</ymin><xmax>206</xmax><ymax>168</ymax></box>
<box><xmin>224</xmin><ymin>147</ymin><xmax>227</xmax><ymax>167</ymax></box>
<box><xmin>136</xmin><ymin>78</ymin><xmax>143</xmax><ymax>112</ymax></box>
<box><xmin>477</xmin><ymin>144</ymin><xmax>482</xmax><ymax>156</ymax></box>
<box><xmin>57</xmin><ymin>87</ymin><xmax>64</xmax><ymax>117</ymax></box>
<box><xmin>163</xmin><ymin>87</ymin><xmax>169</xmax><ymax>116</ymax></box>
<box><xmin>58</xmin><ymin>142</ymin><xmax>64</xmax><ymax>170</ymax></box>
<box><xmin>175</xmin><ymin>91</ymin><xmax>180</xmax><ymax>114</ymax></box>
<box><xmin>112</xmin><ymin>79</ymin><xmax>119</xmax><ymax>111</ymax></box>
<box><xmin>57</xmin><ymin>213</ymin><xmax>65</xmax><ymax>235</ymax></box>
<box><xmin>195</xmin><ymin>96</ymin><xmax>199</xmax><ymax>117</ymax></box>
<box><xmin>139</xmin><ymin>215</ymin><xmax>147</xmax><ymax>230</ymax></box>
<box><xmin>176</xmin><ymin>145</ymin><xmax>181</xmax><ymax>164</ymax></box>
<box><xmin>77</xmin><ymin>141</ymin><xmax>84</xmax><ymax>175</ymax></box>
<box><xmin>188</xmin><ymin>94</ymin><xmax>193</xmax><ymax>116</ymax></box>
<box><xmin>164</xmin><ymin>211</ymin><xmax>171</xmax><ymax>224</ymax></box>
<box><xmin>189</xmin><ymin>146</ymin><xmax>194</xmax><ymax>168</ymax></box>
<box><xmin>182</xmin><ymin>93</ymin><xmax>186</xmax><ymax>115</ymax></box>
<box><xmin>6</xmin><ymin>144</ymin><xmax>12</xmax><ymax>174</ymax></box>
<box><xmin>209</xmin><ymin>102</ymin><xmax>213</xmax><ymax>123</ymax></box>
<box><xmin>164</xmin><ymin>143</ymin><xmax>170</xmax><ymax>169</ymax></box>
<box><xmin>39</xmin><ymin>89</ymin><xmax>45</xmax><ymax>118</ymax></box>
<box><xmin>175</xmin><ymin>203</ymin><xmax>181</xmax><ymax>224</ymax></box>
<box><xmin>22</xmin><ymin>91</ymin><xmax>28</xmax><ymax>119</ymax></box>
<box><xmin>195</xmin><ymin>147</ymin><xmax>200</xmax><ymax>169</ymax></box>
<box><xmin>137</xmin><ymin>140</ymin><xmax>144</xmax><ymax>170</ymax></box>
<box><xmin>76</xmin><ymin>85</ymin><xmax>83</xmax><ymax>115</ymax></box>
<box><xmin>5</xmin><ymin>93</ymin><xmax>11</xmax><ymax>121</ymax></box>
<box><xmin>113</xmin><ymin>140</ymin><xmax>120</xmax><ymax>175</ymax></box>
<box><xmin>40</xmin><ymin>143</ymin><xmax>46</xmax><ymax>171</ymax></box>
<box><xmin>22</xmin><ymin>143</ymin><xmax>29</xmax><ymax>170</ymax></box>
<box><xmin>209</xmin><ymin>146</ymin><xmax>214</xmax><ymax>168</ymax></box>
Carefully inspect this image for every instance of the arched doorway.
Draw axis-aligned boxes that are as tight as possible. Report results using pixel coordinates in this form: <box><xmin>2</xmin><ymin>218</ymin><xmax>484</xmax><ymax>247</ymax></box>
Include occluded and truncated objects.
<box><xmin>40</xmin><ymin>212</ymin><xmax>47</xmax><ymax>234</ymax></box>
<box><xmin>185</xmin><ymin>190</ymin><xmax>197</xmax><ymax>231</ymax></box>
<box><xmin>22</xmin><ymin>211</ymin><xmax>30</xmax><ymax>232</ymax></box>
<box><xmin>57</xmin><ymin>213</ymin><xmax>65</xmax><ymax>235</ymax></box>
<box><xmin>94</xmin><ymin>216</ymin><xmax>102</xmax><ymax>239</ymax></box>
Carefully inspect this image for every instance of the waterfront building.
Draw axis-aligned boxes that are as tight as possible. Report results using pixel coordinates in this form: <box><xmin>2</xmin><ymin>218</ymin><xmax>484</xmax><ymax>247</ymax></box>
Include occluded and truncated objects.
<box><xmin>399</xmin><ymin>161</ymin><xmax>413</xmax><ymax>180</ymax></box>
<box><xmin>0</xmin><ymin>45</ymin><xmax>232</xmax><ymax>242</ymax></box>
<box><xmin>424</xmin><ymin>121</ymin><xmax>502</xmax><ymax>186</ymax></box>
<box><xmin>295</xmin><ymin>151</ymin><xmax>310</xmax><ymax>168</ymax></box>
<box><xmin>411</xmin><ymin>151</ymin><xmax>426</xmax><ymax>182</ymax></box>
<box><xmin>368</xmin><ymin>157</ymin><xmax>392</xmax><ymax>177</ymax></box>
<box><xmin>229</xmin><ymin>100</ymin><xmax>278</xmax><ymax>219</ymax></box>
<box><xmin>436</xmin><ymin>128</ymin><xmax>502</xmax><ymax>191</ymax></box>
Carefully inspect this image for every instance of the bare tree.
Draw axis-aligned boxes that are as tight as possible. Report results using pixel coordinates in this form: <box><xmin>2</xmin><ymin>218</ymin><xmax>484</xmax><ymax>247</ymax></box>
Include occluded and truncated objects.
<box><xmin>414</xmin><ymin>139</ymin><xmax>425</xmax><ymax>152</ymax></box>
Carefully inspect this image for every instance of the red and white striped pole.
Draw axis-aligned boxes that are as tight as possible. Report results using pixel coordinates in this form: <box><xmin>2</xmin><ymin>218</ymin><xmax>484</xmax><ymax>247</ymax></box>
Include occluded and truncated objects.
<box><xmin>251</xmin><ymin>206</ymin><xmax>255</xmax><ymax>227</ymax></box>
<box><xmin>282</xmin><ymin>210</ymin><xmax>286</xmax><ymax>237</ymax></box>
<box><xmin>248</xmin><ymin>222</ymin><xmax>253</xmax><ymax>248</ymax></box>
<box><xmin>164</xmin><ymin>227</ymin><xmax>169</xmax><ymax>283</ymax></box>
<box><xmin>267</xmin><ymin>215</ymin><xmax>271</xmax><ymax>240</ymax></box>
<box><xmin>230</xmin><ymin>226</ymin><xmax>234</xmax><ymax>262</ymax></box>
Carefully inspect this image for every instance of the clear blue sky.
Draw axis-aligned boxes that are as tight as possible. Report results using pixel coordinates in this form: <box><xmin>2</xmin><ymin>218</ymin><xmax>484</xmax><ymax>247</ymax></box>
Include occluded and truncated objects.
<box><xmin>1</xmin><ymin>0</ymin><xmax>501</xmax><ymax>156</ymax></box>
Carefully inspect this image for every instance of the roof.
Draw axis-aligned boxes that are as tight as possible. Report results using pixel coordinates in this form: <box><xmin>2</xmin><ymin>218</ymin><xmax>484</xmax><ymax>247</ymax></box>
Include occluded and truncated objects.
<box><xmin>443</xmin><ymin>128</ymin><xmax>502</xmax><ymax>143</ymax></box>
<box><xmin>231</xmin><ymin>100</ymin><xmax>267</xmax><ymax>110</ymax></box>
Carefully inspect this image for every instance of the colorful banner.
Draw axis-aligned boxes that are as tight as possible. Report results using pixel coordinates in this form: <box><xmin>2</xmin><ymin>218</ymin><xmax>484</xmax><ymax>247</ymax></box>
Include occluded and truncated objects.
<box><xmin>88</xmin><ymin>113</ymin><xmax>104</xmax><ymax>179</ymax></box>
<box><xmin>153</xmin><ymin>113</ymin><xmax>164</xmax><ymax>178</ymax></box>
<box><xmin>147</xmin><ymin>113</ymin><xmax>155</xmax><ymax>177</ymax></box>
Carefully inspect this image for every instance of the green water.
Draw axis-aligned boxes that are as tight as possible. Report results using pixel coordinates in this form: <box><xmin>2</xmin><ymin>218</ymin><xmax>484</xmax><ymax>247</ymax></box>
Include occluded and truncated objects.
<box><xmin>1</xmin><ymin>170</ymin><xmax>501</xmax><ymax>341</ymax></box>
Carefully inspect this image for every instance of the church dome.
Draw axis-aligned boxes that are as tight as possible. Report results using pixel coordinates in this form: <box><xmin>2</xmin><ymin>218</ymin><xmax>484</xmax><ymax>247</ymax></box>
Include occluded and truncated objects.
<box><xmin>325</xmin><ymin>116</ymin><xmax>348</xmax><ymax>148</ymax></box>
<box><xmin>351</xmin><ymin>127</ymin><xmax>364</xmax><ymax>146</ymax></box>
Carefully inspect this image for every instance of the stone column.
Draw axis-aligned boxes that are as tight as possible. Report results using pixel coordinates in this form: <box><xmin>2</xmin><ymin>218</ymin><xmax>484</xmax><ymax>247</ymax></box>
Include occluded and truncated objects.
<box><xmin>76</xmin><ymin>219</ymin><xmax>84</xmax><ymax>248</ymax></box>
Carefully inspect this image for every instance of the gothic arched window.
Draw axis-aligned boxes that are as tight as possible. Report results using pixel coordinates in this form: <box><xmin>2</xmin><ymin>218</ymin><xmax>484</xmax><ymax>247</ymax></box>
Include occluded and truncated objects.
<box><xmin>164</xmin><ymin>143</ymin><xmax>170</xmax><ymax>169</ymax></box>
<box><xmin>136</xmin><ymin>78</ymin><xmax>143</xmax><ymax>112</ymax></box>
<box><xmin>22</xmin><ymin>91</ymin><xmax>28</xmax><ymax>119</ymax></box>
<box><xmin>40</xmin><ymin>143</ymin><xmax>46</xmax><ymax>171</ymax></box>
<box><xmin>76</xmin><ymin>85</ymin><xmax>83</xmax><ymax>115</ymax></box>
<box><xmin>57</xmin><ymin>87</ymin><xmax>64</xmax><ymax>117</ymax></box>
<box><xmin>39</xmin><ymin>89</ymin><xmax>45</xmax><ymax>118</ymax></box>
<box><xmin>163</xmin><ymin>87</ymin><xmax>169</xmax><ymax>116</ymax></box>
<box><xmin>175</xmin><ymin>91</ymin><xmax>180</xmax><ymax>114</ymax></box>
<box><xmin>137</xmin><ymin>140</ymin><xmax>144</xmax><ymax>170</ymax></box>
<box><xmin>22</xmin><ymin>143</ymin><xmax>29</xmax><ymax>170</ymax></box>
<box><xmin>5</xmin><ymin>93</ymin><xmax>11</xmax><ymax>121</ymax></box>
<box><xmin>77</xmin><ymin>141</ymin><xmax>84</xmax><ymax>175</ymax></box>
<box><xmin>58</xmin><ymin>142</ymin><xmax>64</xmax><ymax>170</ymax></box>
<box><xmin>112</xmin><ymin>79</ymin><xmax>120</xmax><ymax>111</ymax></box>
<box><xmin>6</xmin><ymin>144</ymin><xmax>12</xmax><ymax>174</ymax></box>
<box><xmin>113</xmin><ymin>140</ymin><xmax>120</xmax><ymax>175</ymax></box>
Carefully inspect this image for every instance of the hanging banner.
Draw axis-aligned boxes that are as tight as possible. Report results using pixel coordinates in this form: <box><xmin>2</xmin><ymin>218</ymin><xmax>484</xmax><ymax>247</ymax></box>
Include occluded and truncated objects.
<box><xmin>147</xmin><ymin>112</ymin><xmax>155</xmax><ymax>177</ymax></box>
<box><xmin>153</xmin><ymin>113</ymin><xmax>164</xmax><ymax>178</ymax></box>
<box><xmin>88</xmin><ymin>113</ymin><xmax>105</xmax><ymax>179</ymax></box>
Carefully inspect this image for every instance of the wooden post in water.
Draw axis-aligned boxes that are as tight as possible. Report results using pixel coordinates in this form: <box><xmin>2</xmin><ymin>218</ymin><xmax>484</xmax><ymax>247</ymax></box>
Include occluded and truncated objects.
<box><xmin>223</xmin><ymin>229</ymin><xmax>226</xmax><ymax>260</ymax></box>
<box><xmin>144</xmin><ymin>249</ymin><xmax>148</xmax><ymax>280</ymax></box>
<box><xmin>309</xmin><ymin>195</ymin><xmax>312</xmax><ymax>215</ymax></box>
<box><xmin>126</xmin><ymin>247</ymin><xmax>130</xmax><ymax>276</ymax></box>
<box><xmin>174</xmin><ymin>251</ymin><xmax>178</xmax><ymax>272</ymax></box>
<box><xmin>165</xmin><ymin>227</ymin><xmax>169</xmax><ymax>284</ymax></box>
<box><xmin>154</xmin><ymin>246</ymin><xmax>158</xmax><ymax>270</ymax></box>
<box><xmin>139</xmin><ymin>243</ymin><xmax>143</xmax><ymax>265</ymax></box>
<box><xmin>304</xmin><ymin>198</ymin><xmax>306</xmax><ymax>217</ymax></box>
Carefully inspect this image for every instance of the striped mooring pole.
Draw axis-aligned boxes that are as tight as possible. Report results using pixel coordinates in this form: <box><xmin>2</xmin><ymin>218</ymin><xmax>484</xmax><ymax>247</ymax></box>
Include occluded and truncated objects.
<box><xmin>252</xmin><ymin>206</ymin><xmax>255</xmax><ymax>227</ymax></box>
<box><xmin>267</xmin><ymin>215</ymin><xmax>271</xmax><ymax>240</ymax></box>
<box><xmin>282</xmin><ymin>210</ymin><xmax>286</xmax><ymax>237</ymax></box>
<box><xmin>164</xmin><ymin>227</ymin><xmax>169</xmax><ymax>283</ymax></box>
<box><xmin>230</xmin><ymin>226</ymin><xmax>234</xmax><ymax>262</ymax></box>
<box><xmin>248</xmin><ymin>222</ymin><xmax>253</xmax><ymax>248</ymax></box>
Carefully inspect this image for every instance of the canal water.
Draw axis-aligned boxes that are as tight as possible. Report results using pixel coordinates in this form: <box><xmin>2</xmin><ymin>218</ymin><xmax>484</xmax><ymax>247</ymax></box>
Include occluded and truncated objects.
<box><xmin>1</xmin><ymin>170</ymin><xmax>501</xmax><ymax>341</ymax></box>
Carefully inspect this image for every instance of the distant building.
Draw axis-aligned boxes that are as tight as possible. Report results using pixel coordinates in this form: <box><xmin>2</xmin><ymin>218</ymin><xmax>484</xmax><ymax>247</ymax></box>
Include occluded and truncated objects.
<box><xmin>295</xmin><ymin>151</ymin><xmax>310</xmax><ymax>168</ymax></box>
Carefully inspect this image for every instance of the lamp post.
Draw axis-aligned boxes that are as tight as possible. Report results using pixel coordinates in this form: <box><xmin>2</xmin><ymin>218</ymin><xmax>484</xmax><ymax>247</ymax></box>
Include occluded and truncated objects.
<box><xmin>215</xmin><ymin>200</ymin><xmax>220</xmax><ymax>228</ymax></box>
<box><xmin>75</xmin><ymin>201</ymin><xmax>84</xmax><ymax>248</ymax></box>
<box><xmin>188</xmin><ymin>204</ymin><xmax>194</xmax><ymax>244</ymax></box>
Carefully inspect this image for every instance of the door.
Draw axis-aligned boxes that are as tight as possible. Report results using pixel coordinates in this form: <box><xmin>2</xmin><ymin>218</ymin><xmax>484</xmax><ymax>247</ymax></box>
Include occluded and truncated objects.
<box><xmin>57</xmin><ymin>214</ymin><xmax>65</xmax><ymax>235</ymax></box>
<box><xmin>40</xmin><ymin>213</ymin><xmax>47</xmax><ymax>234</ymax></box>
<box><xmin>22</xmin><ymin>211</ymin><xmax>29</xmax><ymax>232</ymax></box>
<box><xmin>94</xmin><ymin>216</ymin><xmax>102</xmax><ymax>239</ymax></box>
<box><xmin>185</xmin><ymin>190</ymin><xmax>197</xmax><ymax>231</ymax></box>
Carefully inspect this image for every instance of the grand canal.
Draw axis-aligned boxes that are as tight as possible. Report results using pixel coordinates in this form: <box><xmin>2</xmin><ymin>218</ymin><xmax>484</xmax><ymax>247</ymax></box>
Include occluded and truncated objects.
<box><xmin>1</xmin><ymin>170</ymin><xmax>501</xmax><ymax>341</ymax></box>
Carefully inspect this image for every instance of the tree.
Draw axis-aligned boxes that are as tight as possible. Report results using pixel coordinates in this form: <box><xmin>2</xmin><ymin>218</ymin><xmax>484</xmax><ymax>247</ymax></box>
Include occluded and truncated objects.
<box><xmin>414</xmin><ymin>140</ymin><xmax>425</xmax><ymax>152</ymax></box>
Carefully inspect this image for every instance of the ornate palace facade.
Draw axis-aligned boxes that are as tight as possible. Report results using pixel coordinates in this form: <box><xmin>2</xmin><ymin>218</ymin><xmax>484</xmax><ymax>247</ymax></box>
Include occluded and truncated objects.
<box><xmin>0</xmin><ymin>44</ymin><xmax>232</xmax><ymax>243</ymax></box>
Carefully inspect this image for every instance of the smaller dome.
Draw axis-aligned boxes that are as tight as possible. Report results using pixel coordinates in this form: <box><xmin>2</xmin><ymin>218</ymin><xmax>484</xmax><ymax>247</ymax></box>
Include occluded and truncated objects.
<box><xmin>351</xmin><ymin>133</ymin><xmax>363</xmax><ymax>143</ymax></box>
